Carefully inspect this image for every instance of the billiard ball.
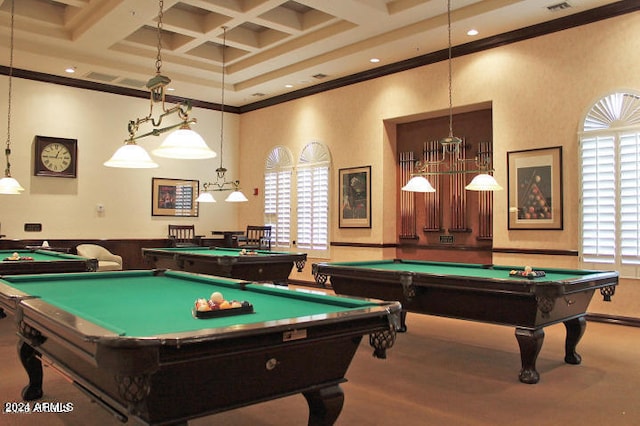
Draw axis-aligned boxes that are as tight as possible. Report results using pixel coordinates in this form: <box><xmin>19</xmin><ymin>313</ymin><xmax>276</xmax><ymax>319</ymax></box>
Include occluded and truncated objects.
<box><xmin>195</xmin><ymin>299</ymin><xmax>211</xmax><ymax>311</ymax></box>
<box><xmin>210</xmin><ymin>292</ymin><xmax>224</xmax><ymax>304</ymax></box>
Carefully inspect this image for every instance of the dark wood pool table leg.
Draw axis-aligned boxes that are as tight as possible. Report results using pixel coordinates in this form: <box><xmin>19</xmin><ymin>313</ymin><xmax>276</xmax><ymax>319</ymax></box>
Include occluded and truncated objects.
<box><xmin>18</xmin><ymin>341</ymin><xmax>44</xmax><ymax>401</ymax></box>
<box><xmin>563</xmin><ymin>316</ymin><xmax>586</xmax><ymax>365</ymax></box>
<box><xmin>302</xmin><ymin>384</ymin><xmax>344</xmax><ymax>426</ymax></box>
<box><xmin>515</xmin><ymin>327</ymin><xmax>544</xmax><ymax>384</ymax></box>
<box><xmin>398</xmin><ymin>310</ymin><xmax>408</xmax><ymax>332</ymax></box>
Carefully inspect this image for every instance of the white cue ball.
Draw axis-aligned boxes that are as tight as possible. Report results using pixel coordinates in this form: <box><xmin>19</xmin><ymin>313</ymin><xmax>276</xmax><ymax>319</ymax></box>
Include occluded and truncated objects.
<box><xmin>210</xmin><ymin>292</ymin><xmax>224</xmax><ymax>304</ymax></box>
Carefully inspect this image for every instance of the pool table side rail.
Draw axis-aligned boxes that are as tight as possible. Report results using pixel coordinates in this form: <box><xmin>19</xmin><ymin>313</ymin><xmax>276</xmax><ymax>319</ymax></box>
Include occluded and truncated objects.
<box><xmin>142</xmin><ymin>246</ymin><xmax>308</xmax><ymax>261</ymax></box>
<box><xmin>17</xmin><ymin>296</ymin><xmax>400</xmax><ymax>348</ymax></box>
<box><xmin>0</xmin><ymin>256</ymin><xmax>98</xmax><ymax>275</ymax></box>
<box><xmin>316</xmin><ymin>259</ymin><xmax>619</xmax><ymax>276</ymax></box>
<box><xmin>314</xmin><ymin>262</ymin><xmax>619</xmax><ymax>296</ymax></box>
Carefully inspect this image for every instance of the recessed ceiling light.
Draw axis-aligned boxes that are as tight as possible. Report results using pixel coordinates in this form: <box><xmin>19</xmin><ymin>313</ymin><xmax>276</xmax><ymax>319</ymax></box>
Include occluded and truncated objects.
<box><xmin>167</xmin><ymin>87</ymin><xmax>175</xmax><ymax>91</ymax></box>
<box><xmin>370</xmin><ymin>58</ymin><xmax>380</xmax><ymax>63</ymax></box>
<box><xmin>65</xmin><ymin>67</ymin><xmax>76</xmax><ymax>73</ymax></box>
<box><xmin>285</xmin><ymin>84</ymin><xmax>293</xmax><ymax>88</ymax></box>
<box><xmin>467</xmin><ymin>29</ymin><xmax>479</xmax><ymax>36</ymax></box>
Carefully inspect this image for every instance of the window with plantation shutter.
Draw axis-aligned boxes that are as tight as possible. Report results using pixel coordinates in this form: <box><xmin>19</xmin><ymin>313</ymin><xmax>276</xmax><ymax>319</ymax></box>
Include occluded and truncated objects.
<box><xmin>580</xmin><ymin>92</ymin><xmax>640</xmax><ymax>277</ymax></box>
<box><xmin>264</xmin><ymin>147</ymin><xmax>293</xmax><ymax>248</ymax></box>
<box><xmin>297</xmin><ymin>142</ymin><xmax>331</xmax><ymax>257</ymax></box>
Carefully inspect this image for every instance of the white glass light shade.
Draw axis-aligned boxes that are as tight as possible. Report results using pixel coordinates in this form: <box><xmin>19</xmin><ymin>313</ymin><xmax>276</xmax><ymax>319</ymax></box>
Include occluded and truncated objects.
<box><xmin>225</xmin><ymin>190</ymin><xmax>249</xmax><ymax>202</ymax></box>
<box><xmin>465</xmin><ymin>174</ymin><xmax>503</xmax><ymax>191</ymax></box>
<box><xmin>104</xmin><ymin>142</ymin><xmax>159</xmax><ymax>168</ymax></box>
<box><xmin>401</xmin><ymin>176</ymin><xmax>436</xmax><ymax>192</ymax></box>
<box><xmin>0</xmin><ymin>176</ymin><xmax>25</xmax><ymax>194</ymax></box>
<box><xmin>195</xmin><ymin>191</ymin><xmax>216</xmax><ymax>203</ymax></box>
<box><xmin>152</xmin><ymin>125</ymin><xmax>217</xmax><ymax>159</ymax></box>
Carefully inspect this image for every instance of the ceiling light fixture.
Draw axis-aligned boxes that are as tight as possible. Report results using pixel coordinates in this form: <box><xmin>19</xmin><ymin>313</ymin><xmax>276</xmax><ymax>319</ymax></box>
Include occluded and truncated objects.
<box><xmin>0</xmin><ymin>0</ymin><xmax>24</xmax><ymax>195</ymax></box>
<box><xmin>105</xmin><ymin>0</ymin><xmax>216</xmax><ymax>168</ymax></box>
<box><xmin>401</xmin><ymin>0</ymin><xmax>502</xmax><ymax>193</ymax></box>
<box><xmin>196</xmin><ymin>27</ymin><xmax>247</xmax><ymax>203</ymax></box>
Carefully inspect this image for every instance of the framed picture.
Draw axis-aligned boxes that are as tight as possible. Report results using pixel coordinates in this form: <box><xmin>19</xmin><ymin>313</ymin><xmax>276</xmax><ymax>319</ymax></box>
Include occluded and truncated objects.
<box><xmin>507</xmin><ymin>146</ymin><xmax>563</xmax><ymax>230</ymax></box>
<box><xmin>339</xmin><ymin>166</ymin><xmax>371</xmax><ymax>228</ymax></box>
<box><xmin>152</xmin><ymin>178</ymin><xmax>199</xmax><ymax>217</ymax></box>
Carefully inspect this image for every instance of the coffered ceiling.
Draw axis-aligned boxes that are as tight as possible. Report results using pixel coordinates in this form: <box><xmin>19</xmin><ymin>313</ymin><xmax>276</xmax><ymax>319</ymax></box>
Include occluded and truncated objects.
<box><xmin>0</xmin><ymin>0</ymin><xmax>629</xmax><ymax>108</ymax></box>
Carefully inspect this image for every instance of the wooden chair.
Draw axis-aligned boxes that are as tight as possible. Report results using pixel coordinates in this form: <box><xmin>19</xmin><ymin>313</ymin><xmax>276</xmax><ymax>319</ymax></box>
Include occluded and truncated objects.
<box><xmin>168</xmin><ymin>225</ymin><xmax>202</xmax><ymax>248</ymax></box>
<box><xmin>237</xmin><ymin>225</ymin><xmax>272</xmax><ymax>250</ymax></box>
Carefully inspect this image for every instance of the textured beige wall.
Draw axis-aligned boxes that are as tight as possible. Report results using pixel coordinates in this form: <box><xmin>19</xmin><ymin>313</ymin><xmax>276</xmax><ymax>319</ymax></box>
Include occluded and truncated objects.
<box><xmin>239</xmin><ymin>13</ymin><xmax>640</xmax><ymax>316</ymax></box>
<box><xmin>0</xmin><ymin>78</ymin><xmax>242</xmax><ymax>238</ymax></box>
<box><xmin>240</xmin><ymin>12</ymin><xmax>640</xmax><ymax>257</ymax></box>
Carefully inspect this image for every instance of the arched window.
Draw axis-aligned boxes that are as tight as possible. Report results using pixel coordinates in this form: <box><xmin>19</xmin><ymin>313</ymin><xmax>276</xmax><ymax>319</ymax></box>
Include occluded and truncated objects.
<box><xmin>264</xmin><ymin>146</ymin><xmax>293</xmax><ymax>248</ymax></box>
<box><xmin>297</xmin><ymin>142</ymin><xmax>331</xmax><ymax>257</ymax></box>
<box><xmin>580</xmin><ymin>91</ymin><xmax>640</xmax><ymax>277</ymax></box>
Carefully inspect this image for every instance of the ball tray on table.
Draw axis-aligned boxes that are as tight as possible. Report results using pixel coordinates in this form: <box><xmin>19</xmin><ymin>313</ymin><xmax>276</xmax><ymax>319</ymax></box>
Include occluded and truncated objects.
<box><xmin>509</xmin><ymin>270</ymin><xmax>546</xmax><ymax>279</ymax></box>
<box><xmin>193</xmin><ymin>301</ymin><xmax>254</xmax><ymax>319</ymax></box>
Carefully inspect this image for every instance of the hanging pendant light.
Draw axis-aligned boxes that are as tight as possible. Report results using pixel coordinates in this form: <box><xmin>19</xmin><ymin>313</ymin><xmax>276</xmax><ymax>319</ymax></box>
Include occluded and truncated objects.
<box><xmin>106</xmin><ymin>0</ymin><xmax>215</xmax><ymax>168</ymax></box>
<box><xmin>465</xmin><ymin>173</ymin><xmax>503</xmax><ymax>191</ymax></box>
<box><xmin>401</xmin><ymin>176</ymin><xmax>436</xmax><ymax>192</ymax></box>
<box><xmin>104</xmin><ymin>139</ymin><xmax>159</xmax><ymax>168</ymax></box>
<box><xmin>1</xmin><ymin>0</ymin><xmax>24</xmax><ymax>195</ymax></box>
<box><xmin>225</xmin><ymin>190</ymin><xmax>249</xmax><ymax>202</ymax></box>
<box><xmin>401</xmin><ymin>0</ymin><xmax>501</xmax><ymax>193</ymax></box>
<box><xmin>152</xmin><ymin>123</ymin><xmax>215</xmax><ymax>159</ymax></box>
<box><xmin>197</xmin><ymin>27</ymin><xmax>248</xmax><ymax>203</ymax></box>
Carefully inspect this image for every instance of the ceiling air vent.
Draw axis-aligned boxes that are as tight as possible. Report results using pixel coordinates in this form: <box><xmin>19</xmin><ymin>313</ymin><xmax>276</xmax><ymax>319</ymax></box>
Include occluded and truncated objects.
<box><xmin>252</xmin><ymin>93</ymin><xmax>266</xmax><ymax>97</ymax></box>
<box><xmin>312</xmin><ymin>73</ymin><xmax>328</xmax><ymax>79</ymax></box>
<box><xmin>547</xmin><ymin>2</ymin><xmax>571</xmax><ymax>12</ymax></box>
<box><xmin>85</xmin><ymin>71</ymin><xmax>118</xmax><ymax>82</ymax></box>
<box><xmin>118</xmin><ymin>78</ymin><xmax>147</xmax><ymax>88</ymax></box>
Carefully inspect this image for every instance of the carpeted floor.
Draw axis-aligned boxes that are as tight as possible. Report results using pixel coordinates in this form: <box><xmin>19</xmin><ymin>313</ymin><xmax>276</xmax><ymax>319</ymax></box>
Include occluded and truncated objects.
<box><xmin>1</xmin><ymin>308</ymin><xmax>638</xmax><ymax>425</ymax></box>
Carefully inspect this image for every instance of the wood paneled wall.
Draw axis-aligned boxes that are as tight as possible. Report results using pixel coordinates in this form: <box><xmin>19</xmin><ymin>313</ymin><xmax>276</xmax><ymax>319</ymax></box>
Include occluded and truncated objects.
<box><xmin>0</xmin><ymin>238</ymin><xmax>224</xmax><ymax>270</ymax></box>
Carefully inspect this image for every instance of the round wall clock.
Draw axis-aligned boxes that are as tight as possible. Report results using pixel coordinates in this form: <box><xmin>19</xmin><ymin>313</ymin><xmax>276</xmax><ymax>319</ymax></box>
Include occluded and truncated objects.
<box><xmin>34</xmin><ymin>136</ymin><xmax>78</xmax><ymax>178</ymax></box>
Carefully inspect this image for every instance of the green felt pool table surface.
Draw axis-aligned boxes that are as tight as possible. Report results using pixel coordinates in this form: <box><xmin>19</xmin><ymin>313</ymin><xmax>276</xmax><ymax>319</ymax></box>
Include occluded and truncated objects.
<box><xmin>0</xmin><ymin>249</ymin><xmax>97</xmax><ymax>274</ymax></box>
<box><xmin>317</xmin><ymin>259</ymin><xmax>603</xmax><ymax>283</ymax></box>
<box><xmin>0</xmin><ymin>270</ymin><xmax>378</xmax><ymax>338</ymax></box>
<box><xmin>1</xmin><ymin>249</ymin><xmax>88</xmax><ymax>262</ymax></box>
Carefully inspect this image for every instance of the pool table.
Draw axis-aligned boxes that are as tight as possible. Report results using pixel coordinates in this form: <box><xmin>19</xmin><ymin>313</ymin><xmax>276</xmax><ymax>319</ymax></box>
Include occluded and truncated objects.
<box><xmin>313</xmin><ymin>259</ymin><xmax>618</xmax><ymax>384</ymax></box>
<box><xmin>0</xmin><ymin>249</ymin><xmax>97</xmax><ymax>275</ymax></box>
<box><xmin>0</xmin><ymin>270</ymin><xmax>400</xmax><ymax>425</ymax></box>
<box><xmin>142</xmin><ymin>246</ymin><xmax>307</xmax><ymax>284</ymax></box>
<box><xmin>0</xmin><ymin>249</ymin><xmax>97</xmax><ymax>319</ymax></box>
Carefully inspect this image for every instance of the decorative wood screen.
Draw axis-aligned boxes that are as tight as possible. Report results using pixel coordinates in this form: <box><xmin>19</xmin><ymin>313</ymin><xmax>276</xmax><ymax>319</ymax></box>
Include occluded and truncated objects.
<box><xmin>399</xmin><ymin>151</ymin><xmax>417</xmax><ymax>239</ymax></box>
<box><xmin>477</xmin><ymin>141</ymin><xmax>494</xmax><ymax>239</ymax></box>
<box><xmin>423</xmin><ymin>140</ymin><xmax>441</xmax><ymax>231</ymax></box>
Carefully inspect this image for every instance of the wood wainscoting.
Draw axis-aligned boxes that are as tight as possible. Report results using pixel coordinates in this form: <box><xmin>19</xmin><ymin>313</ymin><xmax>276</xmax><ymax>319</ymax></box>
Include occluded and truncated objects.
<box><xmin>0</xmin><ymin>238</ymin><xmax>224</xmax><ymax>270</ymax></box>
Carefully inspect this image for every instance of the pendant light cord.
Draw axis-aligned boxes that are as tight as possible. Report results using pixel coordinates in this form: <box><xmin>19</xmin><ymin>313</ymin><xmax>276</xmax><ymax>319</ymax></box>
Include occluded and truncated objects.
<box><xmin>155</xmin><ymin>0</ymin><xmax>163</xmax><ymax>75</ymax></box>
<box><xmin>218</xmin><ymin>27</ymin><xmax>227</xmax><ymax>171</ymax></box>
<box><xmin>447</xmin><ymin>0</ymin><xmax>454</xmax><ymax>139</ymax></box>
<box><xmin>4</xmin><ymin>0</ymin><xmax>15</xmax><ymax>177</ymax></box>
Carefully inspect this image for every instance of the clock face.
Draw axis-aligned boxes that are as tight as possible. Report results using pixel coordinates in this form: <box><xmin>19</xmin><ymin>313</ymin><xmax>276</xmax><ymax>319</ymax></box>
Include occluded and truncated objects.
<box><xmin>40</xmin><ymin>143</ymin><xmax>72</xmax><ymax>172</ymax></box>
